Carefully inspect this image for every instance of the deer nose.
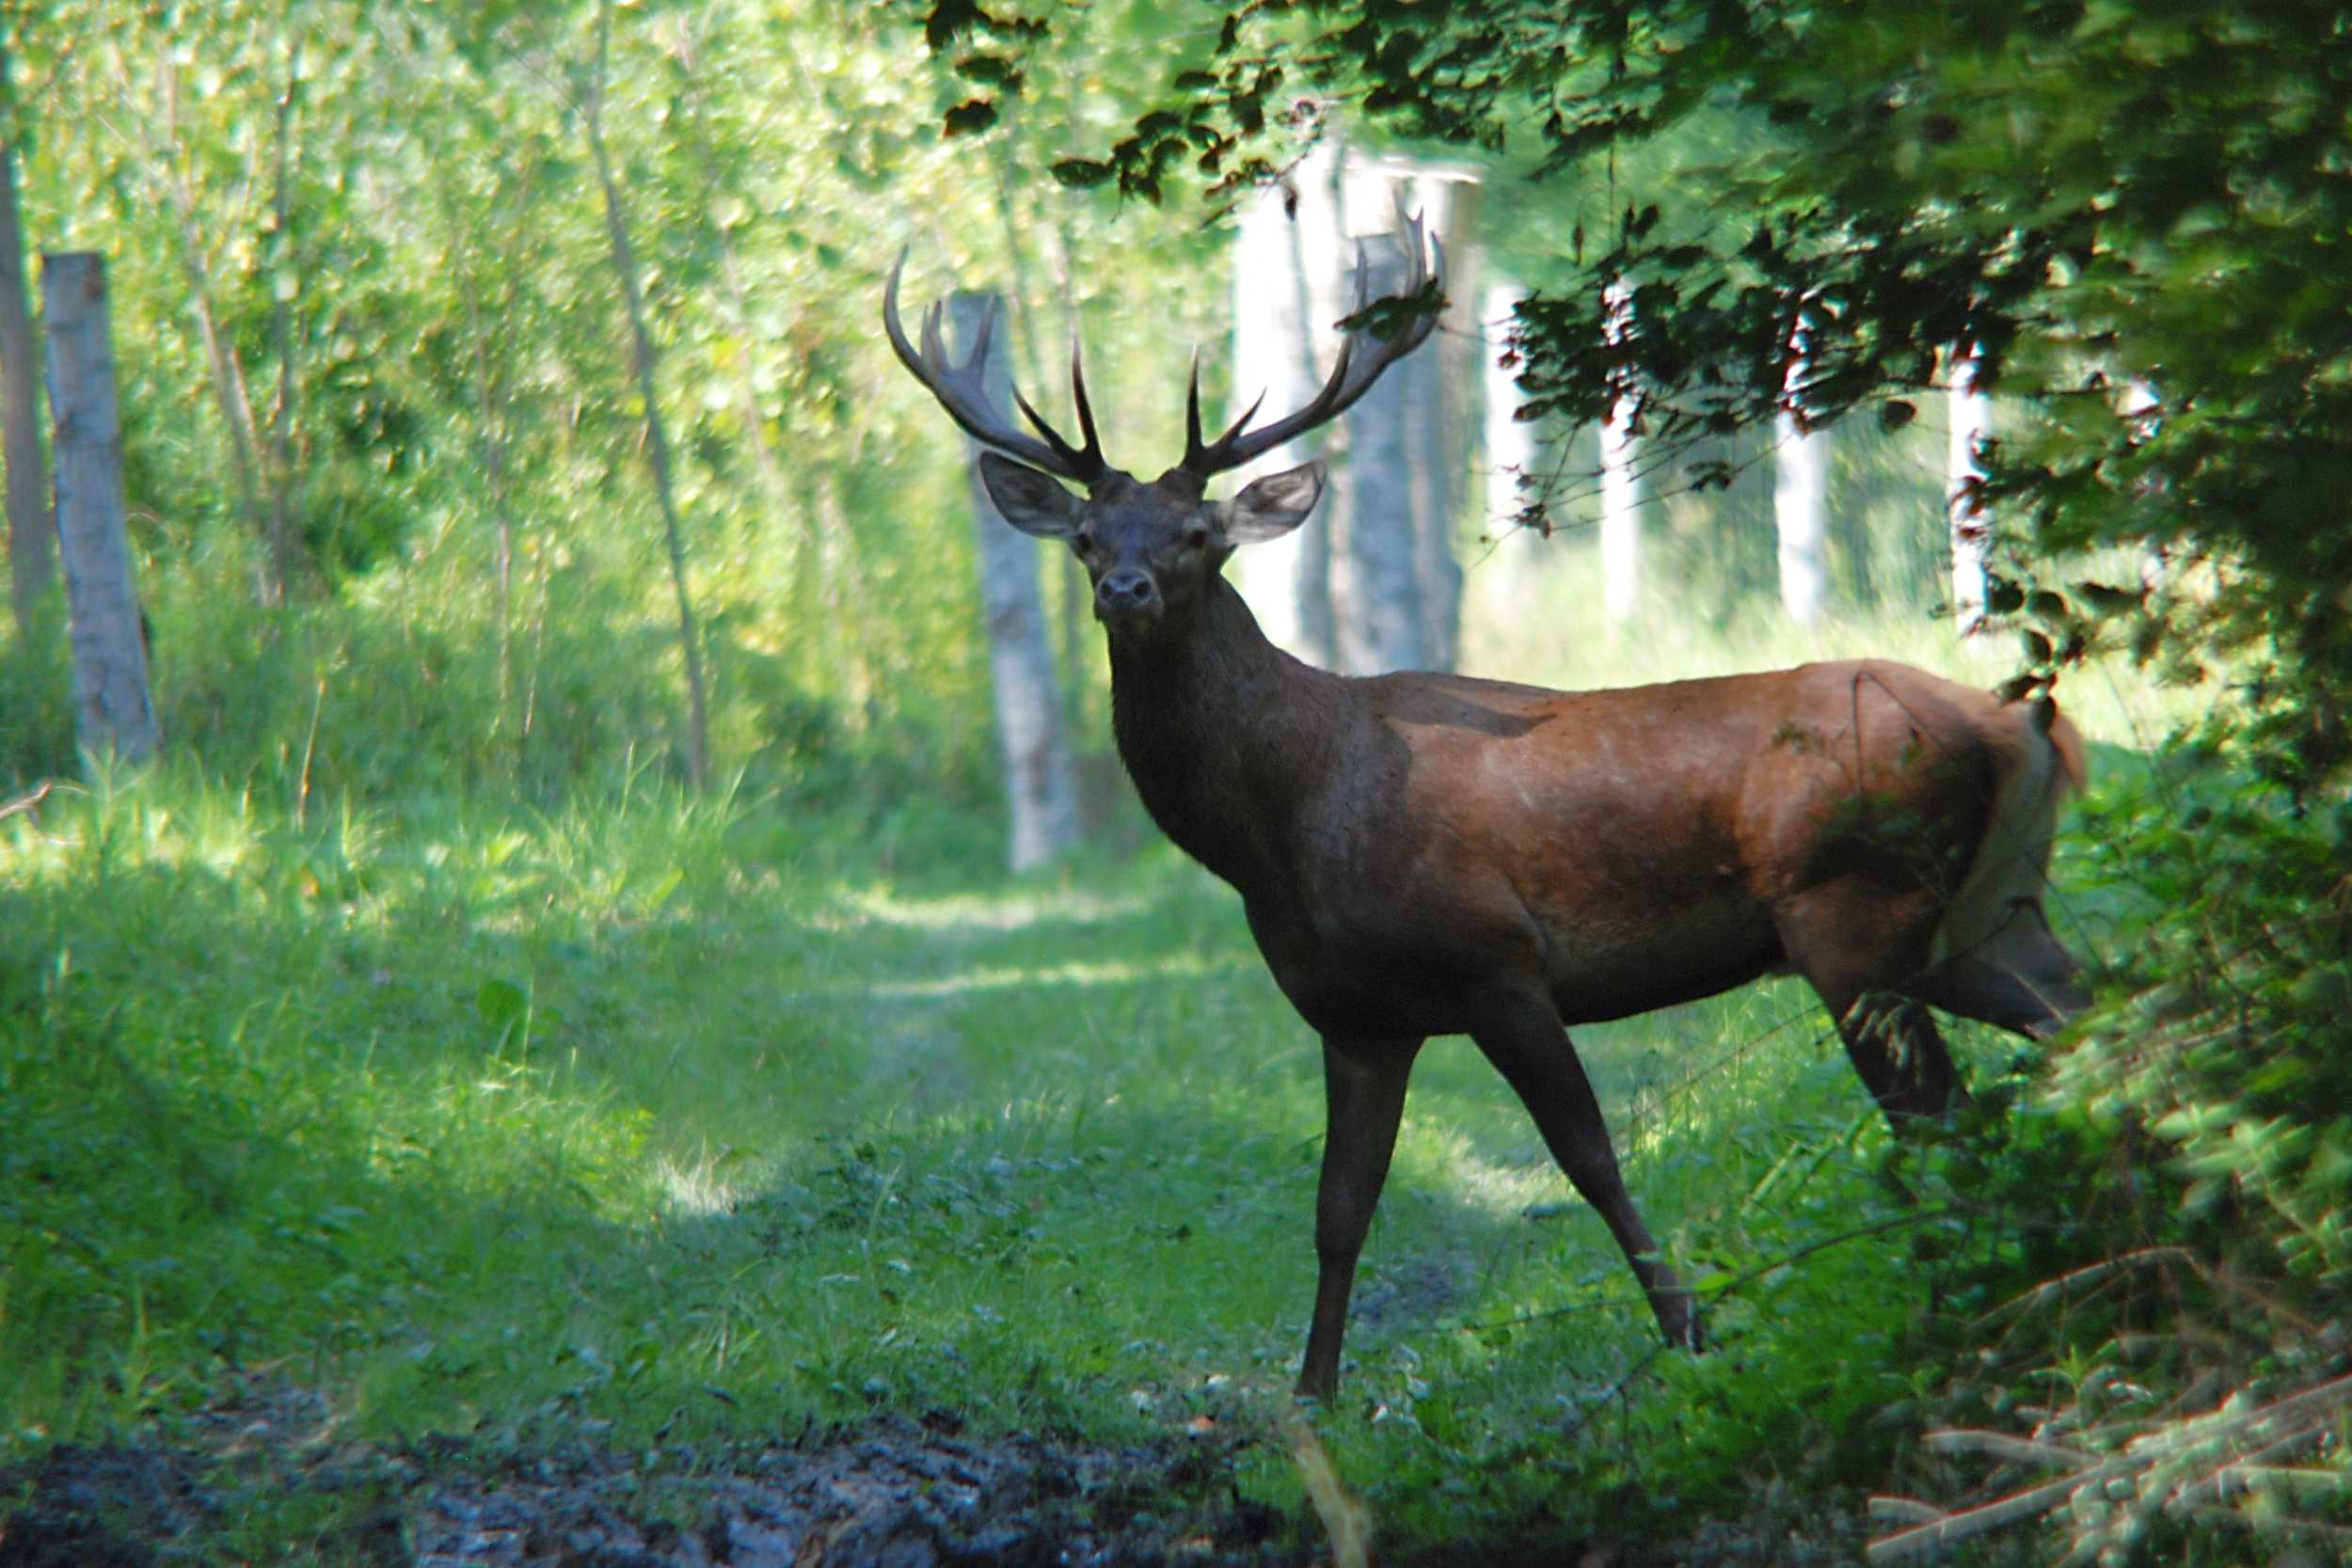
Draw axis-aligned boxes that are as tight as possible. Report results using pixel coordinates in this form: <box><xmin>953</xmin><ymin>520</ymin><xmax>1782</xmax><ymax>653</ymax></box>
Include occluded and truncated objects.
<box><xmin>1095</xmin><ymin>568</ymin><xmax>1160</xmax><ymax>617</ymax></box>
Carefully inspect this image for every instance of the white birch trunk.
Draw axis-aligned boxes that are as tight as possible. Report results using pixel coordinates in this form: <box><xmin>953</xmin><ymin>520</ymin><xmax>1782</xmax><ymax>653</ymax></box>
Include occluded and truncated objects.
<box><xmin>1230</xmin><ymin>140</ymin><xmax>1342</xmax><ymax>666</ymax></box>
<box><xmin>1774</xmin><ymin>411</ymin><xmax>1829</xmax><ymax>625</ymax></box>
<box><xmin>1333</xmin><ymin>234</ymin><xmax>1424</xmax><ymax>674</ymax></box>
<box><xmin>1482</xmin><ymin>284</ymin><xmax>1534</xmax><ymax>541</ymax></box>
<box><xmin>1326</xmin><ymin>157</ymin><xmax>1474</xmax><ymax>673</ymax></box>
<box><xmin>946</xmin><ymin>291</ymin><xmax>1081</xmax><ymax>873</ymax></box>
<box><xmin>1599</xmin><ymin>283</ymin><xmax>1640</xmax><ymax>622</ymax></box>
<box><xmin>0</xmin><ymin>68</ymin><xmax>52</xmax><ymax>636</ymax></box>
<box><xmin>1409</xmin><ymin>175</ymin><xmax>1472</xmax><ymax>671</ymax></box>
<box><xmin>1471</xmin><ymin>283</ymin><xmax>1547</xmax><ymax>629</ymax></box>
<box><xmin>42</xmin><ymin>253</ymin><xmax>157</xmax><ymax>765</ymax></box>
<box><xmin>1947</xmin><ymin>349</ymin><xmax>1992</xmax><ymax>634</ymax></box>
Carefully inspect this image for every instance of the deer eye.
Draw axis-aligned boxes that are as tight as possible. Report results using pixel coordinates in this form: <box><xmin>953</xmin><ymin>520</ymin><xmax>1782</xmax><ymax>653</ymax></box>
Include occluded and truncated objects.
<box><xmin>1073</xmin><ymin>529</ymin><xmax>1096</xmax><ymax>555</ymax></box>
<box><xmin>1183</xmin><ymin>522</ymin><xmax>1212</xmax><ymax>550</ymax></box>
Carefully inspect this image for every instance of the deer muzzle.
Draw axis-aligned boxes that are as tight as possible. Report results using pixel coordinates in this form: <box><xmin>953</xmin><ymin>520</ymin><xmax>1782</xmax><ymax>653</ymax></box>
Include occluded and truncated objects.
<box><xmin>1094</xmin><ymin>567</ymin><xmax>1162</xmax><ymax>626</ymax></box>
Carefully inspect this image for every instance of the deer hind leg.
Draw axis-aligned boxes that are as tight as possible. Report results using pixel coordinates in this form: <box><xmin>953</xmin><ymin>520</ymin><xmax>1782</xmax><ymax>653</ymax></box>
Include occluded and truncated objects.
<box><xmin>1468</xmin><ymin>986</ymin><xmax>1697</xmax><ymax>1352</ymax></box>
<box><xmin>1298</xmin><ymin>1033</ymin><xmax>1422</xmax><ymax>1401</ymax></box>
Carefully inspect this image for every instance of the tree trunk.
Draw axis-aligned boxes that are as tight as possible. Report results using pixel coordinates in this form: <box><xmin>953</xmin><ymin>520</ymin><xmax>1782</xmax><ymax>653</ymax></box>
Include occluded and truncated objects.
<box><xmin>984</xmin><ymin>140</ymin><xmax>1090</xmax><ymax>740</ymax></box>
<box><xmin>0</xmin><ymin>46</ymin><xmax>52</xmax><ymax>639</ymax></box>
<box><xmin>460</xmin><ymin>282</ymin><xmax>516</xmax><ymax>728</ymax></box>
<box><xmin>1947</xmin><ymin>348</ymin><xmax>1991</xmax><ymax>634</ymax></box>
<box><xmin>1475</xmin><ymin>282</ymin><xmax>1546</xmax><ymax>625</ymax></box>
<box><xmin>1774</xmin><ymin>410</ymin><xmax>1829</xmax><ymax>624</ymax></box>
<box><xmin>1230</xmin><ymin>138</ymin><xmax>1341</xmax><ymax>667</ymax></box>
<box><xmin>1333</xmin><ymin>233</ymin><xmax>1426</xmax><ymax>675</ymax></box>
<box><xmin>1410</xmin><ymin>175</ymin><xmax>1477</xmax><ymax>672</ymax></box>
<box><xmin>1480</xmin><ymin>285</ymin><xmax>1533</xmax><ymax>538</ymax></box>
<box><xmin>262</xmin><ymin>41</ymin><xmax>305</xmax><ymax>604</ymax></box>
<box><xmin>1599</xmin><ymin>280</ymin><xmax>1641</xmax><ymax>623</ymax></box>
<box><xmin>149</xmin><ymin>57</ymin><xmax>279</xmax><ymax>605</ymax></box>
<box><xmin>946</xmin><ymin>290</ymin><xmax>1082</xmax><ymax>873</ymax></box>
<box><xmin>586</xmin><ymin>1</ymin><xmax>710</xmax><ymax>785</ymax></box>
<box><xmin>42</xmin><ymin>254</ymin><xmax>156</xmax><ymax>766</ymax></box>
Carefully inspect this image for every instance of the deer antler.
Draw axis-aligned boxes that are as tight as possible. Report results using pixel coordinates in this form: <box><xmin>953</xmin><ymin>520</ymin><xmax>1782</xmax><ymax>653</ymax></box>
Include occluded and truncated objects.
<box><xmin>882</xmin><ymin>251</ymin><xmax>1110</xmax><ymax>487</ymax></box>
<box><xmin>1181</xmin><ymin>196</ymin><xmax>1445</xmax><ymax>481</ymax></box>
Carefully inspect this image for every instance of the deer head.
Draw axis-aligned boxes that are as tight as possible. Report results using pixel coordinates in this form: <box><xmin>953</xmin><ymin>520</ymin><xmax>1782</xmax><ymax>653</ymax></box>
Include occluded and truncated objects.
<box><xmin>883</xmin><ymin>203</ymin><xmax>1444</xmax><ymax>640</ymax></box>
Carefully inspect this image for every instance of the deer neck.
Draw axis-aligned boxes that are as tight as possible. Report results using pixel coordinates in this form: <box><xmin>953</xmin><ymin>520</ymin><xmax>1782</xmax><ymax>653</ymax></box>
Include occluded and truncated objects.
<box><xmin>1105</xmin><ymin>577</ymin><xmax>1341</xmax><ymax>893</ymax></box>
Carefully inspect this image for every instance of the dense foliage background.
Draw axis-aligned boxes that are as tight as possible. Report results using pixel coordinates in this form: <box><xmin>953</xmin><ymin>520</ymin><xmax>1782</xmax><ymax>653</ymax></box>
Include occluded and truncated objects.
<box><xmin>2</xmin><ymin>0</ymin><xmax>2345</xmax><ymax>1562</ymax></box>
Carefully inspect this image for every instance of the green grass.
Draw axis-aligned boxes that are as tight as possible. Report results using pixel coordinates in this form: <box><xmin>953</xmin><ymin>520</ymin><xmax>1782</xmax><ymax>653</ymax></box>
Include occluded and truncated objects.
<box><xmin>0</xmin><ymin>763</ymin><xmax>2083</xmax><ymax>1547</ymax></box>
<box><xmin>0</xmin><ymin>570</ymin><xmax>2203</xmax><ymax>1556</ymax></box>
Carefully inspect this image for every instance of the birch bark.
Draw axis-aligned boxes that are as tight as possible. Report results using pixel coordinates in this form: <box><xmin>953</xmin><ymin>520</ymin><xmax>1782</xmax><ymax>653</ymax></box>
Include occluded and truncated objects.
<box><xmin>946</xmin><ymin>291</ymin><xmax>1082</xmax><ymax>873</ymax></box>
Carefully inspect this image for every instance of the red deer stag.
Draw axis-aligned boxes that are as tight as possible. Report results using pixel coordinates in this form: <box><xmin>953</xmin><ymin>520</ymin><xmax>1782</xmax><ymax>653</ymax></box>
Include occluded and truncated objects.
<box><xmin>882</xmin><ymin>211</ymin><xmax>2087</xmax><ymax>1400</ymax></box>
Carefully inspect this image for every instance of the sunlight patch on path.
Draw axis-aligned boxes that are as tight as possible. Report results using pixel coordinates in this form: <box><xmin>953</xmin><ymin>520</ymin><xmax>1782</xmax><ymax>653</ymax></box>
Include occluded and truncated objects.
<box><xmin>656</xmin><ymin>1153</ymin><xmax>767</xmax><ymax>1218</ymax></box>
<box><xmin>815</xmin><ymin>884</ymin><xmax>1167</xmax><ymax>934</ymax></box>
<box><xmin>785</xmin><ymin>952</ymin><xmax>1256</xmax><ymax>1005</ymax></box>
<box><xmin>1407</xmin><ymin>1124</ymin><xmax>1566</xmax><ymax>1219</ymax></box>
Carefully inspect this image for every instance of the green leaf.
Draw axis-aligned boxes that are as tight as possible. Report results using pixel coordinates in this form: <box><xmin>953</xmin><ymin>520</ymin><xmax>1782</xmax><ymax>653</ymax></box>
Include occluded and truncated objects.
<box><xmin>476</xmin><ymin>977</ymin><xmax>528</xmax><ymax>1035</ymax></box>
<box><xmin>2073</xmin><ymin>579</ymin><xmax>2143</xmax><ymax>612</ymax></box>
<box><xmin>1050</xmin><ymin>157</ymin><xmax>1114</xmax><ymax>189</ymax></box>
<box><xmin>953</xmin><ymin>52</ymin><xmax>1022</xmax><ymax>89</ymax></box>
<box><xmin>942</xmin><ymin>99</ymin><xmax>998</xmax><ymax>138</ymax></box>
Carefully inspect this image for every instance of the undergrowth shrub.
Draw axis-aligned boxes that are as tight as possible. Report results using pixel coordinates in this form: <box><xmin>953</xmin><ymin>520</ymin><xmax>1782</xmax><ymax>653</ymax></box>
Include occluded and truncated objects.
<box><xmin>1883</xmin><ymin>744</ymin><xmax>2352</xmax><ymax>1563</ymax></box>
<box><xmin>0</xmin><ymin>602</ymin><xmax>74</xmax><ymax>787</ymax></box>
<box><xmin>3</xmin><ymin>529</ymin><xmax>1000</xmax><ymax>836</ymax></box>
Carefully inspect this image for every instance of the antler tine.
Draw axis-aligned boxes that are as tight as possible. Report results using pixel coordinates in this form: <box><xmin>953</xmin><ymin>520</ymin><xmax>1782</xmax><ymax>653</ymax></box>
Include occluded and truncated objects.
<box><xmin>1010</xmin><ymin>334</ymin><xmax>1105</xmax><ymax>475</ymax></box>
<box><xmin>1399</xmin><ymin>198</ymin><xmax>1429</xmax><ymax>294</ymax></box>
<box><xmin>1179</xmin><ymin>198</ymin><xmax>1445</xmax><ymax>482</ymax></box>
<box><xmin>1068</xmin><ymin>336</ymin><xmax>1104</xmax><ymax>461</ymax></box>
<box><xmin>881</xmin><ymin>246</ymin><xmax>1109</xmax><ymax>486</ymax></box>
<box><xmin>964</xmin><ymin>293</ymin><xmax>1000</xmax><ymax>376</ymax></box>
<box><xmin>1181</xmin><ymin>345</ymin><xmax>1272</xmax><ymax>473</ymax></box>
<box><xmin>918</xmin><ymin>298</ymin><xmax>951</xmax><ymax>375</ymax></box>
<box><xmin>1184</xmin><ymin>349</ymin><xmax>1204</xmax><ymax>457</ymax></box>
<box><xmin>1186</xmin><ymin>349</ymin><xmax>1263</xmax><ymax>464</ymax></box>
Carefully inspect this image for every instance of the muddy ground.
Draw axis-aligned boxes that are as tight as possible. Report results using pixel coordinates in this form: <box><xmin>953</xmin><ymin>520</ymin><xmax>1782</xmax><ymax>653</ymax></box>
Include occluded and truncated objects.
<box><xmin>0</xmin><ymin>1418</ymin><xmax>1293</xmax><ymax>1568</ymax></box>
<box><xmin>0</xmin><ymin>1383</ymin><xmax>1864</xmax><ymax>1567</ymax></box>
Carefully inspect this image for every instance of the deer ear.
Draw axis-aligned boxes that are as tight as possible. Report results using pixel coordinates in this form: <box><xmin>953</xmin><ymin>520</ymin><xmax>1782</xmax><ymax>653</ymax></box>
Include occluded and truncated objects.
<box><xmin>978</xmin><ymin>452</ymin><xmax>1086</xmax><ymax>539</ymax></box>
<box><xmin>1218</xmin><ymin>461</ymin><xmax>1325</xmax><ymax>546</ymax></box>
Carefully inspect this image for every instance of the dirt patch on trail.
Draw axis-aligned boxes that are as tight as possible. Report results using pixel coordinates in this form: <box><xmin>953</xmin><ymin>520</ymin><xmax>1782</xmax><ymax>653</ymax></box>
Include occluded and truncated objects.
<box><xmin>406</xmin><ymin>1421</ymin><xmax>1285</xmax><ymax>1567</ymax></box>
<box><xmin>0</xmin><ymin>1381</ymin><xmax>1873</xmax><ymax>1567</ymax></box>
<box><xmin>0</xmin><ymin>1415</ymin><xmax>1291</xmax><ymax>1568</ymax></box>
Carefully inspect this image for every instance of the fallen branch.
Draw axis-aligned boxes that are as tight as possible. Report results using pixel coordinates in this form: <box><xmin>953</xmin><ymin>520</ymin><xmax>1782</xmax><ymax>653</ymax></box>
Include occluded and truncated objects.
<box><xmin>1</xmin><ymin>779</ymin><xmax>52</xmax><ymax>820</ymax></box>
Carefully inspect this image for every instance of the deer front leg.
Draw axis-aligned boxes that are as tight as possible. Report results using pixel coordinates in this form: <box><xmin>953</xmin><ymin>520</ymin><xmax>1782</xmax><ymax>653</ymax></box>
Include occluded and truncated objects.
<box><xmin>1832</xmin><ymin>993</ymin><xmax>1967</xmax><ymax>1124</ymax></box>
<box><xmin>1297</xmin><ymin>1034</ymin><xmax>1422</xmax><ymax>1401</ymax></box>
<box><xmin>1468</xmin><ymin>986</ymin><xmax>1698</xmax><ymax>1351</ymax></box>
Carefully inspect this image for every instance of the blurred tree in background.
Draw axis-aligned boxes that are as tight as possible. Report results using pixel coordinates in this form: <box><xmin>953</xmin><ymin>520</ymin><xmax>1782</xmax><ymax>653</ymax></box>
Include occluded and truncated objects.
<box><xmin>0</xmin><ymin>0</ymin><xmax>1239</xmax><ymax>848</ymax></box>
